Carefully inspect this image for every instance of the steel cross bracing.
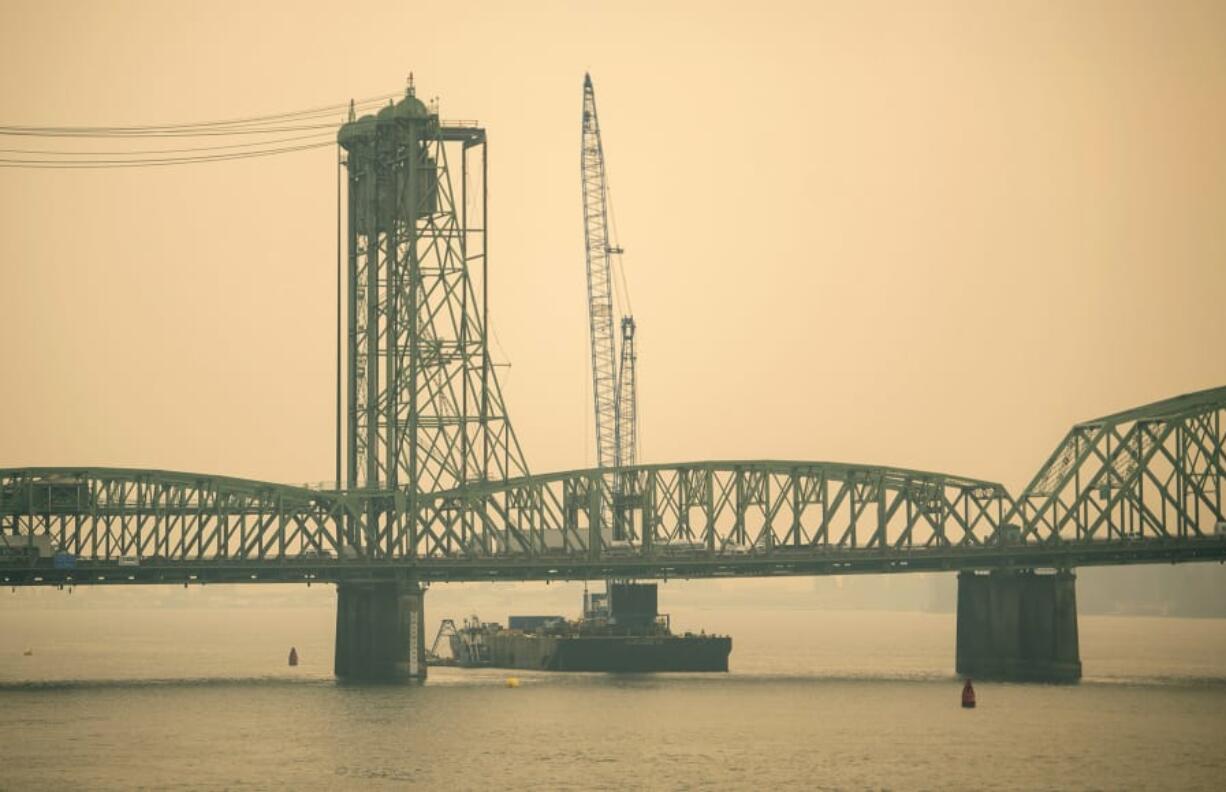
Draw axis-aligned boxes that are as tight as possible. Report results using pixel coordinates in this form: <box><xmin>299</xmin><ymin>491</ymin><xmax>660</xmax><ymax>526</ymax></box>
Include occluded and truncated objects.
<box><xmin>3</xmin><ymin>84</ymin><xmax>1223</xmax><ymax>587</ymax></box>
<box><xmin>338</xmin><ymin>92</ymin><xmax>528</xmax><ymax>529</ymax></box>
<box><xmin>1006</xmin><ymin>387</ymin><xmax>1225</xmax><ymax>543</ymax></box>
<box><xmin>2</xmin><ymin>386</ymin><xmax>1223</xmax><ymax>586</ymax></box>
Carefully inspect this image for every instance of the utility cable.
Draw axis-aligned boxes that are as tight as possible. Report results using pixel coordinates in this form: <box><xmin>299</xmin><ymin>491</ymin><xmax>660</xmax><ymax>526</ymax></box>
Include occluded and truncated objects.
<box><xmin>605</xmin><ymin>177</ymin><xmax>634</xmax><ymax>317</ymax></box>
<box><xmin>0</xmin><ymin>92</ymin><xmax>397</xmax><ymax>136</ymax></box>
<box><xmin>0</xmin><ymin>131</ymin><xmax>334</xmax><ymax>157</ymax></box>
<box><xmin>0</xmin><ymin>122</ymin><xmax>344</xmax><ymax>138</ymax></box>
<box><xmin>0</xmin><ymin>92</ymin><xmax>404</xmax><ymax>166</ymax></box>
<box><xmin>0</xmin><ymin>140</ymin><xmax>335</xmax><ymax>168</ymax></box>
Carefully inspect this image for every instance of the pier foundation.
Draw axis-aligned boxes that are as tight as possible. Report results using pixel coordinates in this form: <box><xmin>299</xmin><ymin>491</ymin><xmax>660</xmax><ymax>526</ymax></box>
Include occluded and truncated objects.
<box><xmin>955</xmin><ymin>569</ymin><xmax>1081</xmax><ymax>683</ymax></box>
<box><xmin>334</xmin><ymin>579</ymin><xmax>426</xmax><ymax>682</ymax></box>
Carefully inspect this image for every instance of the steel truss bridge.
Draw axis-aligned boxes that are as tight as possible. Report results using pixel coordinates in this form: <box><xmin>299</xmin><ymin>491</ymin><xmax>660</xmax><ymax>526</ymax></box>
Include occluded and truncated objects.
<box><xmin>2</xmin><ymin>87</ymin><xmax>1223</xmax><ymax>590</ymax></box>
<box><xmin>3</xmin><ymin>387</ymin><xmax>1223</xmax><ymax>587</ymax></box>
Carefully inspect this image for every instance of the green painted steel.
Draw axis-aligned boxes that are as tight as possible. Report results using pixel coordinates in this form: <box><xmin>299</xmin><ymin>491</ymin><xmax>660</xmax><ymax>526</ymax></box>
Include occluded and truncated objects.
<box><xmin>2</xmin><ymin>386</ymin><xmax>1222</xmax><ymax>586</ymax></box>
<box><xmin>337</xmin><ymin>86</ymin><xmax>528</xmax><ymax>500</ymax></box>
<box><xmin>2</xmin><ymin>82</ymin><xmax>1222</xmax><ymax>588</ymax></box>
<box><xmin>1007</xmin><ymin>385</ymin><xmax>1226</xmax><ymax>543</ymax></box>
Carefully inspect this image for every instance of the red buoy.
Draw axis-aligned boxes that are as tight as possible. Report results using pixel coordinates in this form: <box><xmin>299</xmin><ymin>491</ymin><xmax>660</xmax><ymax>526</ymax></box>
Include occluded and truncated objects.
<box><xmin>288</xmin><ymin>647</ymin><xmax>299</xmax><ymax>667</ymax></box>
<box><xmin>961</xmin><ymin>678</ymin><xmax>976</xmax><ymax>709</ymax></box>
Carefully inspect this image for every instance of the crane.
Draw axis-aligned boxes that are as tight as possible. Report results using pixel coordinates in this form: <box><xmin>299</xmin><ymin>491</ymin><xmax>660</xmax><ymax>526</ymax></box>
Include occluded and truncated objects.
<box><xmin>581</xmin><ymin>72</ymin><xmax>624</xmax><ymax>473</ymax></box>
<box><xmin>582</xmin><ymin>73</ymin><xmax>638</xmax><ymax>546</ymax></box>
<box><xmin>615</xmin><ymin>316</ymin><xmax>637</xmax><ymax>469</ymax></box>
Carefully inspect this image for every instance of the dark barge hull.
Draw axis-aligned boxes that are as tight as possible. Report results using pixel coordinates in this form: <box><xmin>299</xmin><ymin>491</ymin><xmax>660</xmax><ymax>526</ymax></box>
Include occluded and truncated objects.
<box><xmin>486</xmin><ymin>633</ymin><xmax>731</xmax><ymax>672</ymax></box>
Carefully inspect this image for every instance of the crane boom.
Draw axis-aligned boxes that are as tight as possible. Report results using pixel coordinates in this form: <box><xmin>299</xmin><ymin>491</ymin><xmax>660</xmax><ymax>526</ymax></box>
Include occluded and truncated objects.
<box><xmin>581</xmin><ymin>73</ymin><xmax>622</xmax><ymax>470</ymax></box>
<box><xmin>616</xmin><ymin>316</ymin><xmax>637</xmax><ymax>468</ymax></box>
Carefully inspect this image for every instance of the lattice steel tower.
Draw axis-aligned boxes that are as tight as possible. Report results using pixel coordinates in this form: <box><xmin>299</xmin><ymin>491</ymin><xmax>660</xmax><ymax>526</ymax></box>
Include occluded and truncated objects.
<box><xmin>338</xmin><ymin>82</ymin><xmax>528</xmax><ymax>509</ymax></box>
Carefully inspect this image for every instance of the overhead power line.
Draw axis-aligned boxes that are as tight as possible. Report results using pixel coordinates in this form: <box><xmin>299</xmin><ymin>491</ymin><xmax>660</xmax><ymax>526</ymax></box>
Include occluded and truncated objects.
<box><xmin>0</xmin><ymin>91</ymin><xmax>397</xmax><ymax>136</ymax></box>
<box><xmin>0</xmin><ymin>90</ymin><xmax>406</xmax><ymax>168</ymax></box>
<box><xmin>0</xmin><ymin>122</ymin><xmax>343</xmax><ymax>139</ymax></box>
<box><xmin>0</xmin><ymin>140</ymin><xmax>335</xmax><ymax>169</ymax></box>
<box><xmin>0</xmin><ymin>131</ymin><xmax>334</xmax><ymax>157</ymax></box>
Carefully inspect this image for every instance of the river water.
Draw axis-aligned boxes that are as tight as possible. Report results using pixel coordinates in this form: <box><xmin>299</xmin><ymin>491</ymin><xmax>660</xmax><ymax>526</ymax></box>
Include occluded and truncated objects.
<box><xmin>2</xmin><ymin>586</ymin><xmax>1225</xmax><ymax>790</ymax></box>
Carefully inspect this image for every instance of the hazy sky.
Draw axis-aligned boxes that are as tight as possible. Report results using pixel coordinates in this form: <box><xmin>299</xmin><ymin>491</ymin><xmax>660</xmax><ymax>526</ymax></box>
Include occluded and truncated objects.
<box><xmin>1</xmin><ymin>0</ymin><xmax>1223</xmax><ymax>499</ymax></box>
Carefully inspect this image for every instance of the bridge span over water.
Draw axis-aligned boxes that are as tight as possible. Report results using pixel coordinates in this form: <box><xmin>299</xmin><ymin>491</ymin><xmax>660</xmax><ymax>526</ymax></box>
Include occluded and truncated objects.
<box><xmin>3</xmin><ymin>387</ymin><xmax>1224</xmax><ymax>684</ymax></box>
<box><xmin>3</xmin><ymin>86</ymin><xmax>1223</xmax><ymax>683</ymax></box>
<box><xmin>4</xmin><ymin>387</ymin><xmax>1223</xmax><ymax>586</ymax></box>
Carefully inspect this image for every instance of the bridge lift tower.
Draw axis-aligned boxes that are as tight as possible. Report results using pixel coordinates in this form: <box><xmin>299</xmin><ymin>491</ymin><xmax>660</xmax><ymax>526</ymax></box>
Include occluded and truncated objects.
<box><xmin>338</xmin><ymin>81</ymin><xmax>529</xmax><ymax>507</ymax></box>
<box><xmin>333</xmin><ymin>80</ymin><xmax>530</xmax><ymax>678</ymax></box>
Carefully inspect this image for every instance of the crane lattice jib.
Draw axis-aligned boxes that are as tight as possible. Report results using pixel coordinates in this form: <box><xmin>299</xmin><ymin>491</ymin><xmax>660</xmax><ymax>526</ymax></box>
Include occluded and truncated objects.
<box><xmin>616</xmin><ymin>316</ymin><xmax>638</xmax><ymax>469</ymax></box>
<box><xmin>581</xmin><ymin>74</ymin><xmax>619</xmax><ymax>471</ymax></box>
<box><xmin>611</xmin><ymin>316</ymin><xmax>640</xmax><ymax>543</ymax></box>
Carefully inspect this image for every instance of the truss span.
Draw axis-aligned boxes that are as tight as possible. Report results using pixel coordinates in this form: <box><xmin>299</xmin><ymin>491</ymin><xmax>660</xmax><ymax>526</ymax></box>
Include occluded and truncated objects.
<box><xmin>2</xmin><ymin>387</ymin><xmax>1224</xmax><ymax>585</ymax></box>
<box><xmin>1009</xmin><ymin>385</ymin><xmax>1226</xmax><ymax>544</ymax></box>
<box><xmin>0</xmin><ymin>461</ymin><xmax>1009</xmax><ymax>571</ymax></box>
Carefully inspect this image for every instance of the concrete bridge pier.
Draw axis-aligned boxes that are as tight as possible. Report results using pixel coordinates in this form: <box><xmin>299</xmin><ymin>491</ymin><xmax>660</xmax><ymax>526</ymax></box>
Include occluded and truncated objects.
<box><xmin>334</xmin><ymin>578</ymin><xmax>427</xmax><ymax>682</ymax></box>
<box><xmin>956</xmin><ymin>569</ymin><xmax>1081</xmax><ymax>683</ymax></box>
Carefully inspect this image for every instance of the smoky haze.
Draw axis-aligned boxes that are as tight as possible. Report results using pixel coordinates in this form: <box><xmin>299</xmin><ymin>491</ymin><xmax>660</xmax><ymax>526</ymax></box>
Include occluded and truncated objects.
<box><xmin>0</xmin><ymin>0</ymin><xmax>1223</xmax><ymax>614</ymax></box>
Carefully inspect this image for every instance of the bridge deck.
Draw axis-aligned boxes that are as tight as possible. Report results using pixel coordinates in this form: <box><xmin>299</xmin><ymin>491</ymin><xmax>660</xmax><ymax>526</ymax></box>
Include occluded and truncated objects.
<box><xmin>3</xmin><ymin>536</ymin><xmax>1225</xmax><ymax>587</ymax></box>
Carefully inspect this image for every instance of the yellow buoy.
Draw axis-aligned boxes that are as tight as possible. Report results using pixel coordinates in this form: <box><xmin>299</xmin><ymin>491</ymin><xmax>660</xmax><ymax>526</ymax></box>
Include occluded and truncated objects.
<box><xmin>505</xmin><ymin>676</ymin><xmax>520</xmax><ymax>688</ymax></box>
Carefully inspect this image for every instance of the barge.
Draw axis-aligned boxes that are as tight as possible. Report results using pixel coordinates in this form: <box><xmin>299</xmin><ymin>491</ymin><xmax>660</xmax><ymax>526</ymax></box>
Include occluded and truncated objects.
<box><xmin>436</xmin><ymin>583</ymin><xmax>731</xmax><ymax>672</ymax></box>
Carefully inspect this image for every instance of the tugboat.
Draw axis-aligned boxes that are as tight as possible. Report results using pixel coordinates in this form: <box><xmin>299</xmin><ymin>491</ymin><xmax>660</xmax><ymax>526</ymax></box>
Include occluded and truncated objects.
<box><xmin>435</xmin><ymin>583</ymin><xmax>731</xmax><ymax>672</ymax></box>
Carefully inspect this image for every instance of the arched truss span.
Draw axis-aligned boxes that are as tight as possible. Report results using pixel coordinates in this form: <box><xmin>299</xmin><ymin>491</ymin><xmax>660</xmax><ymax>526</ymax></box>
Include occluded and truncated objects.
<box><xmin>416</xmin><ymin>461</ymin><xmax>1011</xmax><ymax>560</ymax></box>
<box><xmin>0</xmin><ymin>462</ymin><xmax>1010</xmax><ymax>566</ymax></box>
<box><xmin>1</xmin><ymin>387</ymin><xmax>1222</xmax><ymax>582</ymax></box>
